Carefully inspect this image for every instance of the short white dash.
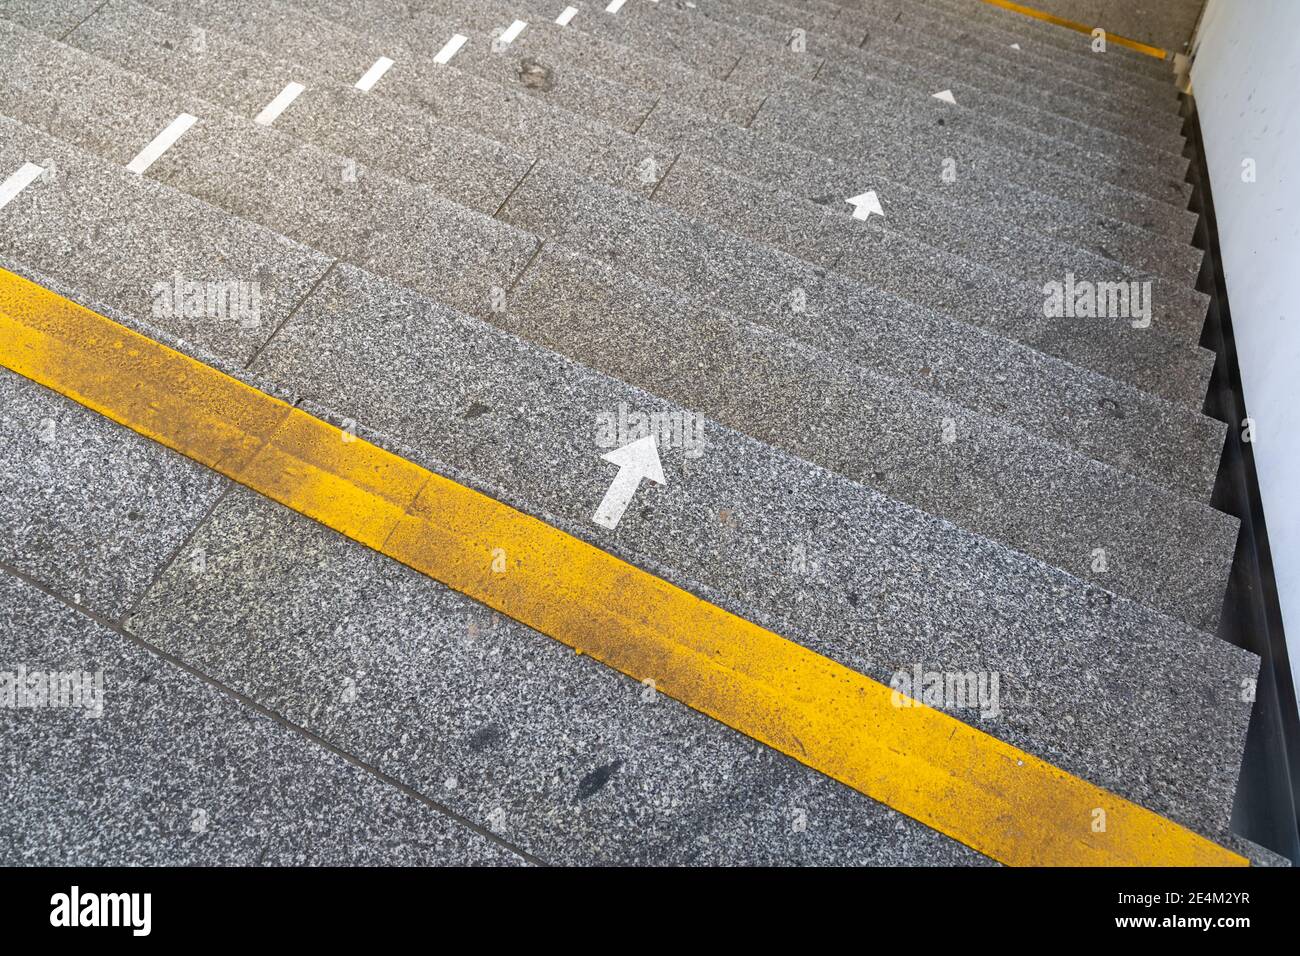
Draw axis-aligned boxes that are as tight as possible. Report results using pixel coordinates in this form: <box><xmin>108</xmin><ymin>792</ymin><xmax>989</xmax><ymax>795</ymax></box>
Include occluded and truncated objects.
<box><xmin>932</xmin><ymin>89</ymin><xmax>956</xmax><ymax>105</ymax></box>
<box><xmin>499</xmin><ymin>20</ymin><xmax>527</xmax><ymax>45</ymax></box>
<box><xmin>1010</xmin><ymin>42</ymin><xmax>1021</xmax><ymax>50</ymax></box>
<box><xmin>556</xmin><ymin>5</ymin><xmax>578</xmax><ymax>25</ymax></box>
<box><xmin>606</xmin><ymin>0</ymin><xmax>626</xmax><ymax>13</ymax></box>
<box><xmin>434</xmin><ymin>33</ymin><xmax>468</xmax><ymax>65</ymax></box>
<box><xmin>126</xmin><ymin>113</ymin><xmax>197</xmax><ymax>175</ymax></box>
<box><xmin>254</xmin><ymin>81</ymin><xmax>306</xmax><ymax>126</ymax></box>
<box><xmin>0</xmin><ymin>162</ymin><xmax>45</xmax><ymax>211</ymax></box>
<box><xmin>355</xmin><ymin>56</ymin><xmax>395</xmax><ymax>92</ymax></box>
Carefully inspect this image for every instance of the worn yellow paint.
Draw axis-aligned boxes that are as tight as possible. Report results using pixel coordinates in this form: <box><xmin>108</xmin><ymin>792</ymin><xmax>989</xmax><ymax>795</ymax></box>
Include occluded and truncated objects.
<box><xmin>0</xmin><ymin>266</ymin><xmax>1245</xmax><ymax>866</ymax></box>
<box><xmin>977</xmin><ymin>0</ymin><xmax>1171</xmax><ymax>59</ymax></box>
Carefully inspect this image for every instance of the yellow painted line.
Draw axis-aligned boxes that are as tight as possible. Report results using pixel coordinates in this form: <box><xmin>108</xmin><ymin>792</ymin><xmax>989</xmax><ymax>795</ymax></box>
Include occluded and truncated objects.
<box><xmin>0</xmin><ymin>266</ymin><xmax>1243</xmax><ymax>867</ymax></box>
<box><xmin>977</xmin><ymin>0</ymin><xmax>1170</xmax><ymax>60</ymax></box>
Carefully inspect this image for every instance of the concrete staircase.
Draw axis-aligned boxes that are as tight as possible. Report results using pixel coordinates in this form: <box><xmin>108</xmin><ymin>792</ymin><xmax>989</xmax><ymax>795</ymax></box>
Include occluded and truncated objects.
<box><xmin>0</xmin><ymin>0</ymin><xmax>1277</xmax><ymax>865</ymax></box>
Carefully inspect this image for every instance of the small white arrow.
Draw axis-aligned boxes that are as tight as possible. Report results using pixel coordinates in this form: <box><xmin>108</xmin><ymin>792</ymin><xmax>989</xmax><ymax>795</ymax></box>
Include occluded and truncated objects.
<box><xmin>932</xmin><ymin>89</ymin><xmax>956</xmax><ymax>104</ymax></box>
<box><xmin>593</xmin><ymin>435</ymin><xmax>666</xmax><ymax>529</ymax></box>
<box><xmin>846</xmin><ymin>190</ymin><xmax>885</xmax><ymax>220</ymax></box>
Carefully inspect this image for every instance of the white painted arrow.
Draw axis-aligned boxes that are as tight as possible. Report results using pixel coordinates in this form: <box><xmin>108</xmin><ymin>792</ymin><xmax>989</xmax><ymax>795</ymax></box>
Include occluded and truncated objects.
<box><xmin>593</xmin><ymin>435</ymin><xmax>666</xmax><ymax>529</ymax></box>
<box><xmin>932</xmin><ymin>89</ymin><xmax>956</xmax><ymax>104</ymax></box>
<box><xmin>846</xmin><ymin>190</ymin><xmax>885</xmax><ymax>220</ymax></box>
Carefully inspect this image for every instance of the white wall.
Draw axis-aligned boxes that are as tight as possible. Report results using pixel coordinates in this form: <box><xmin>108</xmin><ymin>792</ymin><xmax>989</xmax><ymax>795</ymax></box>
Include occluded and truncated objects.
<box><xmin>1191</xmin><ymin>1</ymin><xmax>1300</xmax><ymax>698</ymax></box>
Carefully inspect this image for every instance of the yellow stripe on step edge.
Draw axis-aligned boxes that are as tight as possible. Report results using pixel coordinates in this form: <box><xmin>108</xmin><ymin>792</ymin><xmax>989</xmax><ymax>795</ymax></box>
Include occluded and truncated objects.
<box><xmin>977</xmin><ymin>0</ymin><xmax>1171</xmax><ymax>59</ymax></box>
<box><xmin>0</xmin><ymin>266</ymin><xmax>1242</xmax><ymax>866</ymax></box>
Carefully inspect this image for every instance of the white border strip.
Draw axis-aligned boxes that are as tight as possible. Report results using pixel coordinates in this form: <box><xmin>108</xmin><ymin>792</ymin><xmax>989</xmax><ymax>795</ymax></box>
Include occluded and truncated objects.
<box><xmin>434</xmin><ymin>33</ymin><xmax>468</xmax><ymax>64</ymax></box>
<box><xmin>254</xmin><ymin>82</ymin><xmax>306</xmax><ymax>126</ymax></box>
<box><xmin>606</xmin><ymin>0</ymin><xmax>626</xmax><ymax>13</ymax></box>
<box><xmin>556</xmin><ymin>6</ymin><xmax>578</xmax><ymax>25</ymax></box>
<box><xmin>126</xmin><ymin>114</ymin><xmax>198</xmax><ymax>175</ymax></box>
<box><xmin>0</xmin><ymin>162</ymin><xmax>45</xmax><ymax>211</ymax></box>
<box><xmin>355</xmin><ymin>56</ymin><xmax>395</xmax><ymax>92</ymax></box>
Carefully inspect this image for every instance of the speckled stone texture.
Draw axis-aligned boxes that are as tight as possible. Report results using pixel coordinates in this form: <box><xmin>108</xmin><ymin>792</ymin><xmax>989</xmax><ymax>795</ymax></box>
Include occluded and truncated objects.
<box><xmin>498</xmin><ymin>165</ymin><xmax>1229</xmax><ymax>521</ymax></box>
<box><xmin>0</xmin><ymin>370</ymin><xmax>225</xmax><ymax>619</ymax></box>
<box><xmin>127</xmin><ymin>486</ymin><xmax>987</xmax><ymax>866</ymax></box>
<box><xmin>52</xmin><ymin>3</ymin><xmax>534</xmax><ymax>217</ymax></box>
<box><xmin>633</xmin><ymin>101</ymin><xmax>1208</xmax><ymax>335</ymax></box>
<box><xmin>199</xmin><ymin>0</ymin><xmax>1198</xmax><ymax>258</ymax></box>
<box><xmin>959</xmin><ymin>0</ymin><xmax>1204</xmax><ymax>53</ymax></box>
<box><xmin>0</xmin><ymin>120</ymin><xmax>331</xmax><ymax>367</ymax></box>
<box><xmin>0</xmin><ymin>43</ymin><xmax>1237</xmax><ymax>629</ymax></box>
<box><xmin>240</xmin><ymin>262</ymin><xmax>1256</xmax><ymax>842</ymax></box>
<box><xmin>830</xmin><ymin>0</ymin><xmax>1176</xmax><ymax>77</ymax></box>
<box><xmin>0</xmin><ymin>29</ymin><xmax>538</xmax><ymax>317</ymax></box>
<box><xmin>0</xmin><ymin>0</ymin><xmax>1258</xmax><ymax>868</ymax></box>
<box><xmin>0</xmin><ymin>0</ymin><xmax>102</xmax><ymax>38</ymax></box>
<box><xmin>44</xmin><ymin>6</ymin><xmax>1214</xmax><ymax>408</ymax></box>
<box><xmin>505</xmin><ymin>239</ymin><xmax>1236</xmax><ymax>628</ymax></box>
<box><xmin>53</xmin><ymin>0</ymin><xmax>1206</xmax><ymax>408</ymax></box>
<box><xmin>0</xmin><ymin>571</ymin><xmax>524</xmax><ymax>865</ymax></box>
<box><xmin>0</xmin><ymin>24</ymin><xmax>1220</xmax><ymax>504</ymax></box>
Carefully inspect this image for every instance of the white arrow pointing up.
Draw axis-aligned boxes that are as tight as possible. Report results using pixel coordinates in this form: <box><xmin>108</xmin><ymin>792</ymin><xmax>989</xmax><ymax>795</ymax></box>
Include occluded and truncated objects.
<box><xmin>846</xmin><ymin>190</ymin><xmax>885</xmax><ymax>220</ymax></box>
<box><xmin>932</xmin><ymin>89</ymin><xmax>956</xmax><ymax>104</ymax></box>
<box><xmin>593</xmin><ymin>435</ymin><xmax>666</xmax><ymax>529</ymax></box>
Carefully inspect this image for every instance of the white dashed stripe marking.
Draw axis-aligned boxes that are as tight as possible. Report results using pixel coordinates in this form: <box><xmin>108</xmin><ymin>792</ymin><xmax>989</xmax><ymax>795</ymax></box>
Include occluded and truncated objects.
<box><xmin>254</xmin><ymin>82</ymin><xmax>306</xmax><ymax>126</ymax></box>
<box><xmin>556</xmin><ymin>6</ymin><xmax>578</xmax><ymax>25</ymax></box>
<box><xmin>500</xmin><ymin>20</ymin><xmax>527</xmax><ymax>45</ymax></box>
<box><xmin>355</xmin><ymin>56</ymin><xmax>395</xmax><ymax>92</ymax></box>
<box><xmin>434</xmin><ymin>33</ymin><xmax>468</xmax><ymax>64</ymax></box>
<box><xmin>126</xmin><ymin>114</ymin><xmax>197</xmax><ymax>175</ymax></box>
<box><xmin>0</xmin><ymin>162</ymin><xmax>44</xmax><ymax>211</ymax></box>
<box><xmin>606</xmin><ymin>0</ymin><xmax>626</xmax><ymax>13</ymax></box>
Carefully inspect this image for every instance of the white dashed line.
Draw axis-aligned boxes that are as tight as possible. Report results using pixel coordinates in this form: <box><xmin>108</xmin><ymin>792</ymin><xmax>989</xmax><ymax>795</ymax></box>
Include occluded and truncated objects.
<box><xmin>355</xmin><ymin>56</ymin><xmax>395</xmax><ymax>92</ymax></box>
<box><xmin>0</xmin><ymin>162</ymin><xmax>45</xmax><ymax>211</ymax></box>
<box><xmin>606</xmin><ymin>0</ymin><xmax>626</xmax><ymax>13</ymax></box>
<box><xmin>499</xmin><ymin>20</ymin><xmax>527</xmax><ymax>45</ymax></box>
<box><xmin>126</xmin><ymin>114</ymin><xmax>197</xmax><ymax>175</ymax></box>
<box><xmin>434</xmin><ymin>33</ymin><xmax>468</xmax><ymax>64</ymax></box>
<box><xmin>556</xmin><ymin>6</ymin><xmax>578</xmax><ymax>25</ymax></box>
<box><xmin>254</xmin><ymin>82</ymin><xmax>306</xmax><ymax>126</ymax></box>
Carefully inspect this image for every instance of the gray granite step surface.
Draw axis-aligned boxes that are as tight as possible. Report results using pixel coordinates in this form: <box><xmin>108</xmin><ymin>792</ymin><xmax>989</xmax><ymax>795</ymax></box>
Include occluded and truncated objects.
<box><xmin>0</xmin><ymin>563</ymin><xmax>525</xmax><ymax>865</ymax></box>
<box><xmin>97</xmin><ymin>0</ymin><xmax>1209</xmax><ymax>349</ymax></box>
<box><xmin>0</xmin><ymin>18</ymin><xmax>1217</xmax><ymax>480</ymax></box>
<box><xmin>0</xmin><ymin>97</ymin><xmax>1236</xmax><ymax>632</ymax></box>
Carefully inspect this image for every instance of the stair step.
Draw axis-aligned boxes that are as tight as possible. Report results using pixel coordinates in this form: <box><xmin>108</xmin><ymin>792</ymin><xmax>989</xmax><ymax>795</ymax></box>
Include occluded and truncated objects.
<box><xmin>243</xmin><ymin>259</ymin><xmax>1256</xmax><ymax>846</ymax></box>
<box><xmin>653</xmin><ymin>153</ymin><xmax>1217</xmax><ymax>413</ymax></box>
<box><xmin>666</xmin><ymin>0</ymin><xmax>1181</xmax><ymax>114</ymax></box>
<box><xmin>636</xmin><ymin>102</ymin><xmax>1210</xmax><ymax>340</ymax></box>
<box><xmin>845</xmin><ymin>0</ymin><xmax>1175</xmax><ymax>80</ymax></box>
<box><xmin>40</xmin><ymin>3</ymin><xmax>1213</xmax><ymax>411</ymax></box>
<box><xmin>0</xmin><ymin>565</ymin><xmax>522</xmax><ymax>864</ymax></box>
<box><xmin>5</xmin><ymin>12</ymin><xmax>1224</xmax><ymax>494</ymax></box>
<box><xmin>309</xmin><ymin>0</ymin><xmax>1198</xmax><ymax>250</ymax></box>
<box><xmin>741</xmin><ymin>67</ymin><xmax>1191</xmax><ymax>204</ymax></box>
<box><xmin>126</xmin><ymin>483</ymin><xmax>988</xmax><ymax>865</ymax></box>
<box><xmin>577</xmin><ymin>0</ymin><xmax>1183</xmax><ymax>132</ymax></box>
<box><xmin>0</xmin><ymin>0</ymin><xmax>1261</xmax><ymax>867</ymax></box>
<box><xmin>141</xmin><ymin>0</ymin><xmax>1208</xmax><ymax>334</ymax></box>
<box><xmin>0</xmin><ymin>51</ymin><xmax>1236</xmax><ymax>630</ymax></box>
<box><xmin>0</xmin><ymin>112</ymin><xmax>1256</xmax><ymax>863</ymax></box>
